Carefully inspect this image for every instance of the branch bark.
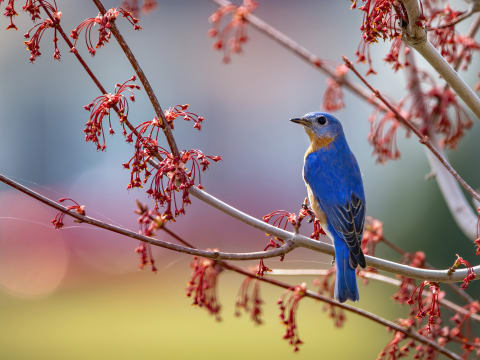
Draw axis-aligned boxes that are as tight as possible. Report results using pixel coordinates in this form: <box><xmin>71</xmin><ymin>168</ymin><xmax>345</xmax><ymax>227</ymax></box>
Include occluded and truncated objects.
<box><xmin>400</xmin><ymin>0</ymin><xmax>480</xmax><ymax>120</ymax></box>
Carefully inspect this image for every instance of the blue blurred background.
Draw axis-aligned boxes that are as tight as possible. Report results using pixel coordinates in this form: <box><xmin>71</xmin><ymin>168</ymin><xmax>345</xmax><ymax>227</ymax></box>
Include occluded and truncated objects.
<box><xmin>0</xmin><ymin>0</ymin><xmax>479</xmax><ymax>358</ymax></box>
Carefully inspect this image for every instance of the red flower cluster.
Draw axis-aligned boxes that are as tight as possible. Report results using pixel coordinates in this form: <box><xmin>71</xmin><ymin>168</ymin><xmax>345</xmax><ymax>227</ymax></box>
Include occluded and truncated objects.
<box><xmin>121</xmin><ymin>0</ymin><xmax>157</xmax><ymax>17</ymax></box>
<box><xmin>83</xmin><ymin>76</ymin><xmax>140</xmax><ymax>151</ymax></box>
<box><xmin>277</xmin><ymin>283</ymin><xmax>306</xmax><ymax>352</ymax></box>
<box><xmin>476</xmin><ymin>207</ymin><xmax>480</xmax><ymax>255</ymax></box>
<box><xmin>186</xmin><ymin>256</ymin><xmax>222</xmax><ymax>321</ymax></box>
<box><xmin>377</xmin><ymin>318</ymin><xmax>416</xmax><ymax>360</ymax></box>
<box><xmin>23</xmin><ymin>2</ymin><xmax>61</xmax><ymax>62</ymax></box>
<box><xmin>361</xmin><ymin>216</ymin><xmax>384</xmax><ymax>256</ymax></box>
<box><xmin>426</xmin><ymin>3</ymin><xmax>480</xmax><ymax>69</ymax></box>
<box><xmin>262</xmin><ymin>199</ymin><xmax>325</xmax><ymax>275</ymax></box>
<box><xmin>449</xmin><ymin>254</ymin><xmax>475</xmax><ymax>289</ymax></box>
<box><xmin>314</xmin><ymin>269</ymin><xmax>346</xmax><ymax>327</ymax></box>
<box><xmin>164</xmin><ymin>104</ymin><xmax>204</xmax><ymax>130</ymax></box>
<box><xmin>208</xmin><ymin>0</ymin><xmax>258</xmax><ymax>63</ymax></box>
<box><xmin>322</xmin><ymin>65</ymin><xmax>348</xmax><ymax>112</ymax></box>
<box><xmin>51</xmin><ymin>198</ymin><xmax>86</xmax><ymax>229</ymax></box>
<box><xmin>70</xmin><ymin>7</ymin><xmax>141</xmax><ymax>56</ymax></box>
<box><xmin>234</xmin><ymin>272</ymin><xmax>263</xmax><ymax>325</ymax></box>
<box><xmin>367</xmin><ymin>107</ymin><xmax>403</xmax><ymax>163</ymax></box>
<box><xmin>407</xmin><ymin>281</ymin><xmax>442</xmax><ymax>333</ymax></box>
<box><xmin>2</xmin><ymin>0</ymin><xmax>18</xmax><ymax>30</ymax></box>
<box><xmin>384</xmin><ymin>37</ymin><xmax>411</xmax><ymax>71</ymax></box>
<box><xmin>392</xmin><ymin>251</ymin><xmax>426</xmax><ymax>304</ymax></box>
<box><xmin>352</xmin><ymin>0</ymin><xmax>407</xmax><ymax>75</ymax></box>
<box><xmin>133</xmin><ymin>201</ymin><xmax>166</xmax><ymax>272</ymax></box>
<box><xmin>449</xmin><ymin>301</ymin><xmax>480</xmax><ymax>358</ymax></box>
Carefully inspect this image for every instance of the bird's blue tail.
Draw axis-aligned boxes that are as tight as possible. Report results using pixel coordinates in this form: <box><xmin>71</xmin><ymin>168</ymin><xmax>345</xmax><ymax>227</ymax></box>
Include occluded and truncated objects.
<box><xmin>333</xmin><ymin>236</ymin><xmax>359</xmax><ymax>303</ymax></box>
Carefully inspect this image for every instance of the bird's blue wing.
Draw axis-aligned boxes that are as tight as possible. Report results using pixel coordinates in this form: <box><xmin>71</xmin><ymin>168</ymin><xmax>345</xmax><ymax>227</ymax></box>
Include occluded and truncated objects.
<box><xmin>304</xmin><ymin>149</ymin><xmax>366</xmax><ymax>268</ymax></box>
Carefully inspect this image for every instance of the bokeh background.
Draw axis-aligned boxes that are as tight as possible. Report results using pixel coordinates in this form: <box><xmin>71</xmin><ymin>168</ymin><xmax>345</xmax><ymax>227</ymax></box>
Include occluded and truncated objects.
<box><xmin>0</xmin><ymin>0</ymin><xmax>479</xmax><ymax>359</ymax></box>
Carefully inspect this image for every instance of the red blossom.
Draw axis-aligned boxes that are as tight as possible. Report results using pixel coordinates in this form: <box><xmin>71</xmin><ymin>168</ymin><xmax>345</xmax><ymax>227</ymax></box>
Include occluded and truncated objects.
<box><xmin>83</xmin><ymin>76</ymin><xmax>140</xmax><ymax>151</ymax></box>
<box><xmin>51</xmin><ymin>197</ymin><xmax>86</xmax><ymax>229</ymax></box>
<box><xmin>277</xmin><ymin>283</ymin><xmax>306</xmax><ymax>352</ymax></box>
<box><xmin>383</xmin><ymin>37</ymin><xmax>411</xmax><ymax>71</ymax></box>
<box><xmin>133</xmin><ymin>201</ymin><xmax>166</xmax><ymax>272</ymax></box>
<box><xmin>423</xmin><ymin>86</ymin><xmax>472</xmax><ymax>149</ymax></box>
<box><xmin>186</xmin><ymin>255</ymin><xmax>222</xmax><ymax>321</ymax></box>
<box><xmin>449</xmin><ymin>254</ymin><xmax>475</xmax><ymax>289</ymax></box>
<box><xmin>70</xmin><ymin>7</ymin><xmax>141</xmax><ymax>56</ymax></box>
<box><xmin>208</xmin><ymin>0</ymin><xmax>257</xmax><ymax>63</ymax></box>
<box><xmin>164</xmin><ymin>104</ymin><xmax>204</xmax><ymax>130</ymax></box>
<box><xmin>314</xmin><ymin>269</ymin><xmax>346</xmax><ymax>327</ymax></box>
<box><xmin>393</xmin><ymin>251</ymin><xmax>426</xmax><ymax>304</ymax></box>
<box><xmin>2</xmin><ymin>0</ymin><xmax>18</xmax><ymax>30</ymax></box>
<box><xmin>322</xmin><ymin>65</ymin><xmax>348</xmax><ymax>112</ymax></box>
<box><xmin>361</xmin><ymin>216</ymin><xmax>384</xmax><ymax>256</ymax></box>
<box><xmin>353</xmin><ymin>0</ymin><xmax>408</xmax><ymax>75</ymax></box>
<box><xmin>407</xmin><ymin>281</ymin><xmax>442</xmax><ymax>333</ymax></box>
<box><xmin>234</xmin><ymin>271</ymin><xmax>263</xmax><ymax>325</ymax></box>
<box><xmin>368</xmin><ymin>107</ymin><xmax>404</xmax><ymax>163</ymax></box>
<box><xmin>377</xmin><ymin>318</ymin><xmax>416</xmax><ymax>360</ymax></box>
<box><xmin>121</xmin><ymin>0</ymin><xmax>157</xmax><ymax>17</ymax></box>
<box><xmin>475</xmin><ymin>207</ymin><xmax>480</xmax><ymax>256</ymax></box>
<box><xmin>426</xmin><ymin>4</ymin><xmax>480</xmax><ymax>69</ymax></box>
<box><xmin>449</xmin><ymin>301</ymin><xmax>480</xmax><ymax>359</ymax></box>
<box><xmin>23</xmin><ymin>3</ymin><xmax>62</xmax><ymax>62</ymax></box>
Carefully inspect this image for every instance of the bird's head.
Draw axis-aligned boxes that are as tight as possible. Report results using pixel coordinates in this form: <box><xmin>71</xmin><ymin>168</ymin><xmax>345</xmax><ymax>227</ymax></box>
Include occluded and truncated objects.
<box><xmin>290</xmin><ymin>112</ymin><xmax>343</xmax><ymax>149</ymax></box>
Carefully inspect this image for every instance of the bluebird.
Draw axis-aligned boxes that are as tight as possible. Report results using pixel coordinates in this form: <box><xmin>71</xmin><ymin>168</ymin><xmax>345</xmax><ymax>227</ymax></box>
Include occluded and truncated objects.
<box><xmin>291</xmin><ymin>112</ymin><xmax>366</xmax><ymax>302</ymax></box>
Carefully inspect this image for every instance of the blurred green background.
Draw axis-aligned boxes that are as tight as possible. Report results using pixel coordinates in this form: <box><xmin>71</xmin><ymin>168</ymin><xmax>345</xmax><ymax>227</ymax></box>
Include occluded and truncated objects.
<box><xmin>0</xmin><ymin>0</ymin><xmax>478</xmax><ymax>359</ymax></box>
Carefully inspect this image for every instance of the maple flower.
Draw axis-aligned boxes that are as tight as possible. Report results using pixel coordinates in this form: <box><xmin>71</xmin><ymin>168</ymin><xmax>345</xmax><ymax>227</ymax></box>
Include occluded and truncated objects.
<box><xmin>367</xmin><ymin>107</ymin><xmax>403</xmax><ymax>163</ymax></box>
<box><xmin>322</xmin><ymin>65</ymin><xmax>348</xmax><ymax>112</ymax></box>
<box><xmin>277</xmin><ymin>283</ymin><xmax>307</xmax><ymax>352</ymax></box>
<box><xmin>424</xmin><ymin>86</ymin><xmax>472</xmax><ymax>149</ymax></box>
<box><xmin>352</xmin><ymin>0</ymin><xmax>408</xmax><ymax>75</ymax></box>
<box><xmin>449</xmin><ymin>254</ymin><xmax>475</xmax><ymax>289</ymax></box>
<box><xmin>208</xmin><ymin>0</ymin><xmax>258</xmax><ymax>63</ymax></box>
<box><xmin>361</xmin><ymin>216</ymin><xmax>384</xmax><ymax>256</ymax></box>
<box><xmin>393</xmin><ymin>251</ymin><xmax>426</xmax><ymax>304</ymax></box>
<box><xmin>164</xmin><ymin>104</ymin><xmax>204</xmax><ymax>130</ymax></box>
<box><xmin>234</xmin><ymin>271</ymin><xmax>263</xmax><ymax>325</ymax></box>
<box><xmin>83</xmin><ymin>76</ymin><xmax>140</xmax><ymax>151</ymax></box>
<box><xmin>475</xmin><ymin>207</ymin><xmax>480</xmax><ymax>255</ymax></box>
<box><xmin>383</xmin><ymin>37</ymin><xmax>411</xmax><ymax>71</ymax></box>
<box><xmin>121</xmin><ymin>0</ymin><xmax>157</xmax><ymax>17</ymax></box>
<box><xmin>23</xmin><ymin>3</ymin><xmax>62</xmax><ymax>62</ymax></box>
<box><xmin>186</xmin><ymin>255</ymin><xmax>222</xmax><ymax>321</ymax></box>
<box><xmin>70</xmin><ymin>7</ymin><xmax>141</xmax><ymax>56</ymax></box>
<box><xmin>22</xmin><ymin>0</ymin><xmax>41</xmax><ymax>21</ymax></box>
<box><xmin>314</xmin><ymin>269</ymin><xmax>346</xmax><ymax>327</ymax></box>
<box><xmin>407</xmin><ymin>281</ymin><xmax>442</xmax><ymax>333</ymax></box>
<box><xmin>133</xmin><ymin>201</ymin><xmax>166</xmax><ymax>272</ymax></box>
<box><xmin>426</xmin><ymin>4</ymin><xmax>480</xmax><ymax>69</ymax></box>
<box><xmin>377</xmin><ymin>318</ymin><xmax>415</xmax><ymax>360</ymax></box>
<box><xmin>51</xmin><ymin>198</ymin><xmax>86</xmax><ymax>229</ymax></box>
<box><xmin>2</xmin><ymin>0</ymin><xmax>18</xmax><ymax>30</ymax></box>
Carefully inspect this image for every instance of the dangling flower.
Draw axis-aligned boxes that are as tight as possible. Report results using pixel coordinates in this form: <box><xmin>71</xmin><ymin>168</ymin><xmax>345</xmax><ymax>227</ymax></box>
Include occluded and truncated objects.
<box><xmin>83</xmin><ymin>76</ymin><xmax>140</xmax><ymax>150</ymax></box>
<box><xmin>186</xmin><ymin>255</ymin><xmax>223</xmax><ymax>321</ymax></box>
<box><xmin>70</xmin><ymin>7</ymin><xmax>141</xmax><ymax>56</ymax></box>
<box><xmin>277</xmin><ymin>283</ymin><xmax>307</xmax><ymax>352</ymax></box>
<box><xmin>208</xmin><ymin>0</ymin><xmax>258</xmax><ymax>63</ymax></box>
<box><xmin>449</xmin><ymin>254</ymin><xmax>475</xmax><ymax>289</ymax></box>
<box><xmin>234</xmin><ymin>271</ymin><xmax>263</xmax><ymax>325</ymax></box>
<box><xmin>51</xmin><ymin>198</ymin><xmax>86</xmax><ymax>229</ymax></box>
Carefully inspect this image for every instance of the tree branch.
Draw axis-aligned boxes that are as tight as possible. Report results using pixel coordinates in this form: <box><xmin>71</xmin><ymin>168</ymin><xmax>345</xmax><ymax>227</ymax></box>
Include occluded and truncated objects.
<box><xmin>400</xmin><ymin>0</ymin><xmax>480</xmax><ymax>120</ymax></box>
<box><xmin>2</xmin><ymin>172</ymin><xmax>480</xmax><ymax>284</ymax></box>
<box><xmin>268</xmin><ymin>268</ymin><xmax>480</xmax><ymax>323</ymax></box>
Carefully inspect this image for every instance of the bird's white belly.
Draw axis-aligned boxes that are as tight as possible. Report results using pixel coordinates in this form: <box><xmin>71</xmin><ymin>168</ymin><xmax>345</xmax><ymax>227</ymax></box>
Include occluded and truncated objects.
<box><xmin>304</xmin><ymin>182</ymin><xmax>333</xmax><ymax>242</ymax></box>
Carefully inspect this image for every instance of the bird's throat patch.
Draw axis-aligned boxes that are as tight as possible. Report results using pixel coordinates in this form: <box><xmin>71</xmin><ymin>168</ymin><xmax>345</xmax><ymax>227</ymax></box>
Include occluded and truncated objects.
<box><xmin>305</xmin><ymin>129</ymin><xmax>335</xmax><ymax>153</ymax></box>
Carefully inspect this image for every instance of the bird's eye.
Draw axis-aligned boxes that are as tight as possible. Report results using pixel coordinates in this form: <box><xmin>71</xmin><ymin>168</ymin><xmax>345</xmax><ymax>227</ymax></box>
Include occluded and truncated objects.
<box><xmin>317</xmin><ymin>116</ymin><xmax>327</xmax><ymax>125</ymax></box>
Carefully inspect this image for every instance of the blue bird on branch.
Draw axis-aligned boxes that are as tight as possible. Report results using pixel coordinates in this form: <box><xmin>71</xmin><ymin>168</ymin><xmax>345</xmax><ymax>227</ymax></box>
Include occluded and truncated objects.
<box><xmin>291</xmin><ymin>112</ymin><xmax>366</xmax><ymax>302</ymax></box>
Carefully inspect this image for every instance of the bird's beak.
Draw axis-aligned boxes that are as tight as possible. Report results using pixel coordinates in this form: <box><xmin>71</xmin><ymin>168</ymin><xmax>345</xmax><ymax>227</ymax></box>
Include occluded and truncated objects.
<box><xmin>290</xmin><ymin>118</ymin><xmax>310</xmax><ymax>127</ymax></box>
